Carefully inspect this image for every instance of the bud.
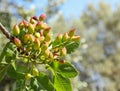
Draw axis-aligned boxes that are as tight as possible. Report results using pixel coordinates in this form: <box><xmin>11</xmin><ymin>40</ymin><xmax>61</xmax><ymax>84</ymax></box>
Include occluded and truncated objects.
<box><xmin>23</xmin><ymin>34</ymin><xmax>30</xmax><ymax>43</ymax></box>
<box><xmin>71</xmin><ymin>36</ymin><xmax>80</xmax><ymax>41</ymax></box>
<box><xmin>61</xmin><ymin>47</ymin><xmax>67</xmax><ymax>56</ymax></box>
<box><xmin>39</xmin><ymin>13</ymin><xmax>46</xmax><ymax>21</ymax></box>
<box><xmin>62</xmin><ymin>33</ymin><xmax>69</xmax><ymax>41</ymax></box>
<box><xmin>25</xmin><ymin>73</ymin><xmax>33</xmax><ymax>80</ymax></box>
<box><xmin>34</xmin><ymin>32</ymin><xmax>40</xmax><ymax>38</ymax></box>
<box><xmin>55</xmin><ymin>34</ymin><xmax>63</xmax><ymax>42</ymax></box>
<box><xmin>68</xmin><ymin>28</ymin><xmax>76</xmax><ymax>37</ymax></box>
<box><xmin>13</xmin><ymin>24</ymin><xmax>20</xmax><ymax>36</ymax></box>
<box><xmin>29</xmin><ymin>34</ymin><xmax>35</xmax><ymax>42</ymax></box>
<box><xmin>44</xmin><ymin>33</ymin><xmax>51</xmax><ymax>42</ymax></box>
<box><xmin>32</xmin><ymin>67</ymin><xmax>39</xmax><ymax>76</ymax></box>
<box><xmin>28</xmin><ymin>23</ymin><xmax>35</xmax><ymax>33</ymax></box>
<box><xmin>14</xmin><ymin>37</ymin><xmax>22</xmax><ymax>47</ymax></box>
<box><xmin>23</xmin><ymin>20</ymin><xmax>29</xmax><ymax>28</ymax></box>
<box><xmin>34</xmin><ymin>38</ymin><xmax>40</xmax><ymax>50</ymax></box>
<box><xmin>43</xmin><ymin>27</ymin><xmax>51</xmax><ymax>36</ymax></box>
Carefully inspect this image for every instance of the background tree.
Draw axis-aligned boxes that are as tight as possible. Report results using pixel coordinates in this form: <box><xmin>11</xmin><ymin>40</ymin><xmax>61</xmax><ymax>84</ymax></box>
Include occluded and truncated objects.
<box><xmin>1</xmin><ymin>0</ymin><xmax>120</xmax><ymax>91</ymax></box>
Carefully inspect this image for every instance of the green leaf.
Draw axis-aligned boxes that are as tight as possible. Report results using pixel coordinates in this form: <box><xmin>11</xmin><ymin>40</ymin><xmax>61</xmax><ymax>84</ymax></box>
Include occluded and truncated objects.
<box><xmin>50</xmin><ymin>61</ymin><xmax>78</xmax><ymax>78</ymax></box>
<box><xmin>31</xmin><ymin>72</ymin><xmax>54</xmax><ymax>91</ymax></box>
<box><xmin>65</xmin><ymin>41</ymin><xmax>80</xmax><ymax>54</ymax></box>
<box><xmin>0</xmin><ymin>64</ymin><xmax>9</xmax><ymax>82</ymax></box>
<box><xmin>7</xmin><ymin>64</ymin><xmax>28</xmax><ymax>79</ymax></box>
<box><xmin>11</xmin><ymin>61</ymin><xmax>16</xmax><ymax>70</ymax></box>
<box><xmin>14</xmin><ymin>79</ymin><xmax>25</xmax><ymax>91</ymax></box>
<box><xmin>54</xmin><ymin>73</ymin><xmax>72</xmax><ymax>91</ymax></box>
<box><xmin>0</xmin><ymin>42</ymin><xmax>17</xmax><ymax>63</ymax></box>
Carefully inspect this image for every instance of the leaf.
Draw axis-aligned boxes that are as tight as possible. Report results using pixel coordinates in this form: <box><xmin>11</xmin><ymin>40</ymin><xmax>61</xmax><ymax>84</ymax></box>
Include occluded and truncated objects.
<box><xmin>0</xmin><ymin>64</ymin><xmax>9</xmax><ymax>82</ymax></box>
<box><xmin>11</xmin><ymin>61</ymin><xmax>16</xmax><ymax>70</ymax></box>
<box><xmin>14</xmin><ymin>79</ymin><xmax>25</xmax><ymax>91</ymax></box>
<box><xmin>7</xmin><ymin>64</ymin><xmax>28</xmax><ymax>79</ymax></box>
<box><xmin>54</xmin><ymin>73</ymin><xmax>72</xmax><ymax>91</ymax></box>
<box><xmin>31</xmin><ymin>72</ymin><xmax>54</xmax><ymax>91</ymax></box>
<box><xmin>0</xmin><ymin>42</ymin><xmax>17</xmax><ymax>63</ymax></box>
<box><xmin>50</xmin><ymin>61</ymin><xmax>78</xmax><ymax>78</ymax></box>
<box><xmin>65</xmin><ymin>41</ymin><xmax>80</xmax><ymax>54</ymax></box>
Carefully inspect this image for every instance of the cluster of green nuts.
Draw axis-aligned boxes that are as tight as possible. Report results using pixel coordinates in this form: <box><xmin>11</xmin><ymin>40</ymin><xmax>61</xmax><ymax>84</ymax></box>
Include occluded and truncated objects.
<box><xmin>12</xmin><ymin>14</ymin><xmax>80</xmax><ymax>79</ymax></box>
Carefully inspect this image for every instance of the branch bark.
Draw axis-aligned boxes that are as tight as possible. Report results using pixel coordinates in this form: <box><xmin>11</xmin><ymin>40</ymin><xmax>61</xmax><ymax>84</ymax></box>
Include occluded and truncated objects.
<box><xmin>0</xmin><ymin>22</ymin><xmax>13</xmax><ymax>41</ymax></box>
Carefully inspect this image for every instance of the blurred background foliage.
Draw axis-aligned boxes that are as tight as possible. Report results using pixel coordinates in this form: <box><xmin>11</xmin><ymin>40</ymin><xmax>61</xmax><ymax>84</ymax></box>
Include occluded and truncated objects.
<box><xmin>0</xmin><ymin>0</ymin><xmax>120</xmax><ymax>91</ymax></box>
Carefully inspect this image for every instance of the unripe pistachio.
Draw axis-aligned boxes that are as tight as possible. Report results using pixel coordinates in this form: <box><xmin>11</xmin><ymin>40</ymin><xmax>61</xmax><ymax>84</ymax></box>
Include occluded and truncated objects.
<box><xmin>23</xmin><ymin>20</ymin><xmax>29</xmax><ymax>27</ymax></box>
<box><xmin>39</xmin><ymin>13</ymin><xmax>46</xmax><ymax>21</ymax></box>
<box><xmin>49</xmin><ymin>51</ymin><xmax>53</xmax><ymax>59</ymax></box>
<box><xmin>44</xmin><ymin>33</ymin><xmax>51</xmax><ymax>42</ymax></box>
<box><xmin>41</xmin><ymin>42</ymin><xmax>49</xmax><ymax>51</ymax></box>
<box><xmin>25</xmin><ymin>73</ymin><xmax>33</xmax><ymax>80</ymax></box>
<box><xmin>36</xmin><ymin>22</ymin><xmax>47</xmax><ymax>30</ymax></box>
<box><xmin>61</xmin><ymin>47</ymin><xmax>67</xmax><ymax>56</ymax></box>
<box><xmin>43</xmin><ymin>27</ymin><xmax>51</xmax><ymax>36</ymax></box>
<box><xmin>68</xmin><ymin>28</ymin><xmax>76</xmax><ymax>38</ymax></box>
<box><xmin>40</xmin><ymin>55</ymin><xmax>45</xmax><ymax>60</ymax></box>
<box><xmin>55</xmin><ymin>34</ymin><xmax>63</xmax><ymax>42</ymax></box>
<box><xmin>30</xmin><ymin>17</ymin><xmax>37</xmax><ymax>24</ymax></box>
<box><xmin>28</xmin><ymin>23</ymin><xmax>35</xmax><ymax>33</ymax></box>
<box><xmin>39</xmin><ymin>30</ymin><xmax>43</xmax><ymax>36</ymax></box>
<box><xmin>13</xmin><ymin>24</ymin><xmax>20</xmax><ymax>36</ymax></box>
<box><xmin>32</xmin><ymin>67</ymin><xmax>39</xmax><ymax>76</ymax></box>
<box><xmin>23</xmin><ymin>34</ymin><xmax>30</xmax><ymax>43</ymax></box>
<box><xmin>62</xmin><ymin>33</ymin><xmax>69</xmax><ymax>41</ymax></box>
<box><xmin>14</xmin><ymin>37</ymin><xmax>22</xmax><ymax>47</ymax></box>
<box><xmin>26</xmin><ymin>46</ymin><xmax>32</xmax><ymax>52</ymax></box>
<box><xmin>42</xmin><ymin>23</ymin><xmax>48</xmax><ymax>29</ymax></box>
<box><xmin>60</xmin><ymin>60</ymin><xmax>66</xmax><ymax>64</ymax></box>
<box><xmin>34</xmin><ymin>38</ymin><xmax>40</xmax><ymax>50</ymax></box>
<box><xmin>39</xmin><ymin>36</ymin><xmax>44</xmax><ymax>42</ymax></box>
<box><xmin>19</xmin><ymin>21</ymin><xmax>24</xmax><ymax>29</ymax></box>
<box><xmin>29</xmin><ymin>34</ymin><xmax>35</xmax><ymax>42</ymax></box>
<box><xmin>71</xmin><ymin>36</ymin><xmax>80</xmax><ymax>41</ymax></box>
<box><xmin>44</xmin><ymin>49</ymin><xmax>50</xmax><ymax>57</ymax></box>
<box><xmin>34</xmin><ymin>32</ymin><xmax>40</xmax><ymax>38</ymax></box>
<box><xmin>30</xmin><ymin>18</ymin><xmax>36</xmax><ymax>24</ymax></box>
<box><xmin>32</xmin><ymin>16</ymin><xmax>38</xmax><ymax>21</ymax></box>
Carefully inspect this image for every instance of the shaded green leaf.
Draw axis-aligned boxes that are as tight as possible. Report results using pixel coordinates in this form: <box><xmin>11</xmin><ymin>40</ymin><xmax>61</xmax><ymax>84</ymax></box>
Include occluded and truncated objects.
<box><xmin>0</xmin><ymin>64</ymin><xmax>9</xmax><ymax>82</ymax></box>
<box><xmin>65</xmin><ymin>41</ymin><xmax>80</xmax><ymax>54</ymax></box>
<box><xmin>7</xmin><ymin>64</ymin><xmax>28</xmax><ymax>79</ymax></box>
<box><xmin>54</xmin><ymin>73</ymin><xmax>72</xmax><ymax>91</ymax></box>
<box><xmin>0</xmin><ymin>42</ymin><xmax>17</xmax><ymax>63</ymax></box>
<box><xmin>50</xmin><ymin>61</ymin><xmax>78</xmax><ymax>78</ymax></box>
<box><xmin>31</xmin><ymin>72</ymin><xmax>54</xmax><ymax>91</ymax></box>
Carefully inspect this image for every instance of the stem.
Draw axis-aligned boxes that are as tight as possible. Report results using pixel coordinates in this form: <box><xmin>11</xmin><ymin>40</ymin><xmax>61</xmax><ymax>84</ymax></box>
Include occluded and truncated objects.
<box><xmin>0</xmin><ymin>22</ymin><xmax>13</xmax><ymax>41</ymax></box>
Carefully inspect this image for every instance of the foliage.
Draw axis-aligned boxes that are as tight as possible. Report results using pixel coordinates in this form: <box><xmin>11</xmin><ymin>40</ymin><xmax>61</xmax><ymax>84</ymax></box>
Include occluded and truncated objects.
<box><xmin>0</xmin><ymin>14</ymin><xmax>80</xmax><ymax>91</ymax></box>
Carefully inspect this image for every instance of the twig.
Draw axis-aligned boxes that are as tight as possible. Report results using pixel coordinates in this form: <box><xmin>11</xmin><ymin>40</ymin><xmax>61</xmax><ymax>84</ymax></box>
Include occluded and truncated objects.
<box><xmin>0</xmin><ymin>22</ymin><xmax>13</xmax><ymax>41</ymax></box>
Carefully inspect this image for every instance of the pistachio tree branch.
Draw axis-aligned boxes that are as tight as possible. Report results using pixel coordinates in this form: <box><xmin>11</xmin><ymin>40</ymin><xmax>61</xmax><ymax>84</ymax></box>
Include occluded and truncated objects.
<box><xmin>0</xmin><ymin>22</ymin><xmax>13</xmax><ymax>41</ymax></box>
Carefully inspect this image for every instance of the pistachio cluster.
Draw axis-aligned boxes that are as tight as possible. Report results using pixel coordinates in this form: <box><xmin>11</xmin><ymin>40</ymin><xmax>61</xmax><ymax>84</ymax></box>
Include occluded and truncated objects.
<box><xmin>12</xmin><ymin>14</ymin><xmax>80</xmax><ymax>65</ymax></box>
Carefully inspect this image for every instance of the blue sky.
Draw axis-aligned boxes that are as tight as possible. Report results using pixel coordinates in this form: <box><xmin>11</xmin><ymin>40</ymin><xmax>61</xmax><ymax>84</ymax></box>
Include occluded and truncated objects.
<box><xmin>60</xmin><ymin>0</ymin><xmax>120</xmax><ymax>18</ymax></box>
<box><xmin>15</xmin><ymin>0</ymin><xmax>120</xmax><ymax>18</ymax></box>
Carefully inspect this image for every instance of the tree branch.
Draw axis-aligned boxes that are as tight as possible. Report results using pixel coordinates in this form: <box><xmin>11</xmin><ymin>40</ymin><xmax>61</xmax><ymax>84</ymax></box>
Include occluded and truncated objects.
<box><xmin>0</xmin><ymin>22</ymin><xmax>13</xmax><ymax>41</ymax></box>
